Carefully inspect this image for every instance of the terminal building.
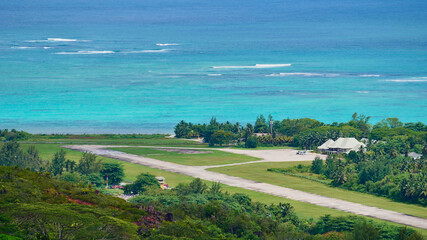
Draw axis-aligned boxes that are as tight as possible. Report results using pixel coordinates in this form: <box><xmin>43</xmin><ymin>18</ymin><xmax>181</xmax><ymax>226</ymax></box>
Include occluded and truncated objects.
<box><xmin>318</xmin><ymin>137</ymin><xmax>365</xmax><ymax>154</ymax></box>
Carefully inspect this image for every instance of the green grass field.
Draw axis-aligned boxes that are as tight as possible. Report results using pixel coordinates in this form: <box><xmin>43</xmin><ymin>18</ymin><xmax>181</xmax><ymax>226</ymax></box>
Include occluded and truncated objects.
<box><xmin>207</xmin><ymin>161</ymin><xmax>427</xmax><ymax>219</ymax></box>
<box><xmin>21</xmin><ymin>144</ymin><xmax>85</xmax><ymax>162</ymax></box>
<box><xmin>108</xmin><ymin>147</ymin><xmax>260</xmax><ymax>166</ymax></box>
<box><xmin>22</xmin><ymin>134</ymin><xmax>207</xmax><ymax>147</ymax></box>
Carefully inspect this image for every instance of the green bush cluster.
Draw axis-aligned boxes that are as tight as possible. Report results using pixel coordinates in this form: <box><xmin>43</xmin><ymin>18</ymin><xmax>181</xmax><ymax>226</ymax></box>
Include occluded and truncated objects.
<box><xmin>124</xmin><ymin>173</ymin><xmax>160</xmax><ymax>194</ymax></box>
<box><xmin>0</xmin><ymin>129</ymin><xmax>30</xmax><ymax>142</ymax></box>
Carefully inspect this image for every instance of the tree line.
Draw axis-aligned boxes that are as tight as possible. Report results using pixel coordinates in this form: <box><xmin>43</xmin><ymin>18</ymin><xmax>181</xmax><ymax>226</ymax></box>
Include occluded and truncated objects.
<box><xmin>174</xmin><ymin>113</ymin><xmax>426</xmax><ymax>149</ymax></box>
<box><xmin>0</xmin><ymin>129</ymin><xmax>30</xmax><ymax>142</ymax></box>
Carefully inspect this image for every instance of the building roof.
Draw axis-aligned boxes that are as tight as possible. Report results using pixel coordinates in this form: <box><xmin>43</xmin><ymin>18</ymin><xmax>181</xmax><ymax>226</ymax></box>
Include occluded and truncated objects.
<box><xmin>155</xmin><ymin>177</ymin><xmax>165</xmax><ymax>182</ymax></box>
<box><xmin>408</xmin><ymin>152</ymin><xmax>422</xmax><ymax>159</ymax></box>
<box><xmin>254</xmin><ymin>133</ymin><xmax>270</xmax><ymax>137</ymax></box>
<box><xmin>328</xmin><ymin>137</ymin><xmax>365</xmax><ymax>151</ymax></box>
<box><xmin>318</xmin><ymin>139</ymin><xmax>335</xmax><ymax>149</ymax></box>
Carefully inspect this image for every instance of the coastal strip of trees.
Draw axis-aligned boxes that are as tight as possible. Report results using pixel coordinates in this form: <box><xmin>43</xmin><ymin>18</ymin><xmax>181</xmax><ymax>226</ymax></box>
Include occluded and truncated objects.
<box><xmin>174</xmin><ymin>113</ymin><xmax>426</xmax><ymax>150</ymax></box>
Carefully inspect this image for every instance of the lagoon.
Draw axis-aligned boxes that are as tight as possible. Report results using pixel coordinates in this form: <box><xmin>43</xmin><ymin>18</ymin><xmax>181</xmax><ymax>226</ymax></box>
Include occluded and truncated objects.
<box><xmin>1</xmin><ymin>0</ymin><xmax>426</xmax><ymax>133</ymax></box>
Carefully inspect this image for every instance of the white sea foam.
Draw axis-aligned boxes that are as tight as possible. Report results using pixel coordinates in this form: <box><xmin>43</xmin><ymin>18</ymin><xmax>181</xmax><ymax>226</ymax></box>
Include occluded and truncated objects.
<box><xmin>11</xmin><ymin>46</ymin><xmax>53</xmax><ymax>50</ymax></box>
<box><xmin>267</xmin><ymin>72</ymin><xmax>322</xmax><ymax>77</ymax></box>
<box><xmin>207</xmin><ymin>74</ymin><xmax>222</xmax><ymax>76</ymax></box>
<box><xmin>360</xmin><ymin>74</ymin><xmax>381</xmax><ymax>77</ymax></box>
<box><xmin>266</xmin><ymin>72</ymin><xmax>339</xmax><ymax>77</ymax></box>
<box><xmin>26</xmin><ymin>38</ymin><xmax>89</xmax><ymax>43</ymax></box>
<box><xmin>385</xmin><ymin>79</ymin><xmax>427</xmax><ymax>82</ymax></box>
<box><xmin>213</xmin><ymin>64</ymin><xmax>291</xmax><ymax>69</ymax></box>
<box><xmin>325</xmin><ymin>74</ymin><xmax>340</xmax><ymax>77</ymax></box>
<box><xmin>356</xmin><ymin>91</ymin><xmax>369</xmax><ymax>94</ymax></box>
<box><xmin>48</xmin><ymin>38</ymin><xmax>79</xmax><ymax>42</ymax></box>
<box><xmin>11</xmin><ymin>46</ymin><xmax>36</xmax><ymax>49</ymax></box>
<box><xmin>55</xmin><ymin>50</ymin><xmax>115</xmax><ymax>55</ymax></box>
<box><xmin>156</xmin><ymin>43</ymin><xmax>179</xmax><ymax>46</ymax></box>
<box><xmin>126</xmin><ymin>49</ymin><xmax>171</xmax><ymax>53</ymax></box>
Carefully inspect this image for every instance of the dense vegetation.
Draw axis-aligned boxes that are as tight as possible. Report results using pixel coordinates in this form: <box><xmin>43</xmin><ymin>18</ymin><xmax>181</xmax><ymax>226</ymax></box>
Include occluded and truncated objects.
<box><xmin>0</xmin><ymin>129</ymin><xmax>30</xmax><ymax>142</ymax></box>
<box><xmin>0</xmin><ymin>166</ymin><xmax>143</xmax><ymax>239</ymax></box>
<box><xmin>319</xmin><ymin>148</ymin><xmax>426</xmax><ymax>206</ymax></box>
<box><xmin>129</xmin><ymin>178</ymin><xmax>424</xmax><ymax>239</ymax></box>
<box><xmin>271</xmin><ymin>144</ymin><xmax>426</xmax><ymax>206</ymax></box>
<box><xmin>0</xmin><ymin>167</ymin><xmax>423</xmax><ymax>239</ymax></box>
<box><xmin>174</xmin><ymin>114</ymin><xmax>426</xmax><ymax>150</ymax></box>
<box><xmin>1</xmin><ymin>127</ymin><xmax>425</xmax><ymax>238</ymax></box>
<box><xmin>0</xmin><ymin>141</ymin><xmax>124</xmax><ymax>188</ymax></box>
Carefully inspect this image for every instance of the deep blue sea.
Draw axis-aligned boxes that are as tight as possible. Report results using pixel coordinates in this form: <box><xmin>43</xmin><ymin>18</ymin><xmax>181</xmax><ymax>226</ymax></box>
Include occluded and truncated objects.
<box><xmin>1</xmin><ymin>0</ymin><xmax>426</xmax><ymax>133</ymax></box>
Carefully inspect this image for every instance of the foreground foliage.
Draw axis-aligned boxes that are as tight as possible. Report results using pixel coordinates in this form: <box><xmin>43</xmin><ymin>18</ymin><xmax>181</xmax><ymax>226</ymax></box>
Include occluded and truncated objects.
<box><xmin>0</xmin><ymin>166</ymin><xmax>142</xmax><ymax>239</ymax></box>
<box><xmin>0</xmin><ymin>167</ymin><xmax>423</xmax><ymax>239</ymax></box>
<box><xmin>130</xmin><ymin>179</ymin><xmax>423</xmax><ymax>240</ymax></box>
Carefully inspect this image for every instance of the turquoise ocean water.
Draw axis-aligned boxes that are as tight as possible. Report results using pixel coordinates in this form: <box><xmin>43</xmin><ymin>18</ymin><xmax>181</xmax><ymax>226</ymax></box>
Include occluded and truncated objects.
<box><xmin>1</xmin><ymin>0</ymin><xmax>426</xmax><ymax>133</ymax></box>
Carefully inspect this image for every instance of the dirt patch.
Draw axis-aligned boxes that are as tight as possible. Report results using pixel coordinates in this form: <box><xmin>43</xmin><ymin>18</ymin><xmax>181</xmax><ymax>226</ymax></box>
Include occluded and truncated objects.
<box><xmin>67</xmin><ymin>196</ymin><xmax>95</xmax><ymax>206</ymax></box>
<box><xmin>156</xmin><ymin>148</ymin><xmax>213</xmax><ymax>154</ymax></box>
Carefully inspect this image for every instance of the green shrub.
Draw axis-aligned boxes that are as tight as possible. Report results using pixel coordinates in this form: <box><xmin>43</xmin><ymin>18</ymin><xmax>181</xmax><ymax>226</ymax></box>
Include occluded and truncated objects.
<box><xmin>311</xmin><ymin>157</ymin><xmax>324</xmax><ymax>174</ymax></box>
<box><xmin>124</xmin><ymin>173</ymin><xmax>160</xmax><ymax>194</ymax></box>
<box><xmin>245</xmin><ymin>136</ymin><xmax>258</xmax><ymax>148</ymax></box>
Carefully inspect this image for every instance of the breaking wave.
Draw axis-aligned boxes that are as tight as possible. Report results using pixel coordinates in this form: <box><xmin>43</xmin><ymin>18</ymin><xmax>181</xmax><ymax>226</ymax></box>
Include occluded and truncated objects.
<box><xmin>386</xmin><ymin>77</ymin><xmax>427</xmax><ymax>83</ymax></box>
<box><xmin>386</xmin><ymin>79</ymin><xmax>427</xmax><ymax>83</ymax></box>
<box><xmin>125</xmin><ymin>49</ymin><xmax>171</xmax><ymax>53</ymax></box>
<box><xmin>213</xmin><ymin>64</ymin><xmax>291</xmax><ymax>69</ymax></box>
<box><xmin>11</xmin><ymin>46</ymin><xmax>36</xmax><ymax>49</ymax></box>
<box><xmin>25</xmin><ymin>38</ymin><xmax>90</xmax><ymax>43</ymax></box>
<box><xmin>55</xmin><ymin>50</ymin><xmax>115</xmax><ymax>55</ymax></box>
<box><xmin>207</xmin><ymin>74</ymin><xmax>222</xmax><ymax>76</ymax></box>
<box><xmin>156</xmin><ymin>43</ymin><xmax>179</xmax><ymax>46</ymax></box>
<box><xmin>48</xmin><ymin>38</ymin><xmax>79</xmax><ymax>42</ymax></box>
<box><xmin>360</xmin><ymin>74</ymin><xmax>381</xmax><ymax>77</ymax></box>
<box><xmin>266</xmin><ymin>72</ymin><xmax>339</xmax><ymax>77</ymax></box>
